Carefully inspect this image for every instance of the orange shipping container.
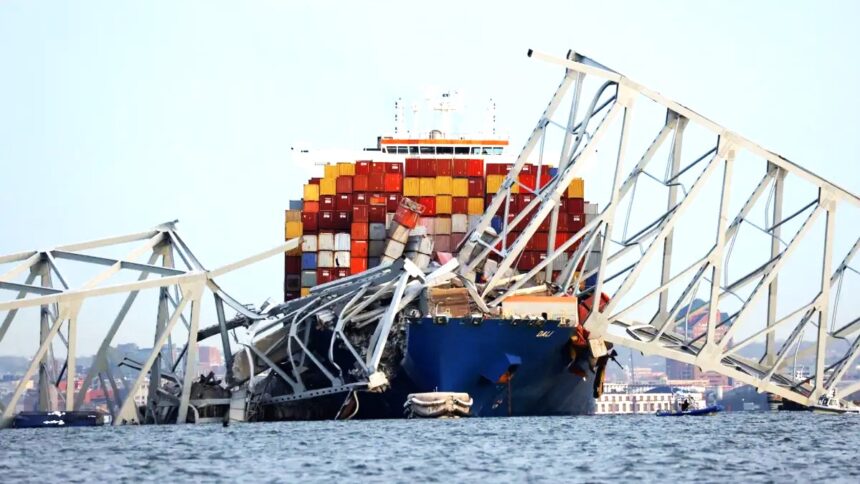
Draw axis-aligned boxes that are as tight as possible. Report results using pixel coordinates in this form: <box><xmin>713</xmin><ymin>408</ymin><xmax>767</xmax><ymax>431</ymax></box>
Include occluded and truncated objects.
<box><xmin>303</xmin><ymin>184</ymin><xmax>320</xmax><ymax>201</ymax></box>
<box><xmin>436</xmin><ymin>195</ymin><xmax>453</xmax><ymax>215</ymax></box>
<box><xmin>435</xmin><ymin>176</ymin><xmax>453</xmax><ymax>195</ymax></box>
<box><xmin>320</xmin><ymin>178</ymin><xmax>337</xmax><ymax>195</ymax></box>
<box><xmin>467</xmin><ymin>197</ymin><xmax>484</xmax><ymax>215</ymax></box>
<box><xmin>452</xmin><ymin>178</ymin><xmax>469</xmax><ymax>197</ymax></box>
<box><xmin>419</xmin><ymin>177</ymin><xmax>436</xmax><ymax>196</ymax></box>
<box><xmin>567</xmin><ymin>178</ymin><xmax>585</xmax><ymax>198</ymax></box>
<box><xmin>403</xmin><ymin>177</ymin><xmax>420</xmax><ymax>196</ymax></box>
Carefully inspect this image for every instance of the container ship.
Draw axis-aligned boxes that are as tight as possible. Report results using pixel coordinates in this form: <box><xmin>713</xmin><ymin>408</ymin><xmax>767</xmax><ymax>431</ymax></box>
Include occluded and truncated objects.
<box><xmin>248</xmin><ymin>97</ymin><xmax>608</xmax><ymax>419</ymax></box>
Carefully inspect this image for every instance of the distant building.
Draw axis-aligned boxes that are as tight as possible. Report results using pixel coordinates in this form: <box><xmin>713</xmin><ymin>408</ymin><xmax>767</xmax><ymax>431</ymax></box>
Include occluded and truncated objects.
<box><xmin>197</xmin><ymin>346</ymin><xmax>224</xmax><ymax>378</ymax></box>
<box><xmin>595</xmin><ymin>383</ymin><xmax>707</xmax><ymax>414</ymax></box>
<box><xmin>665</xmin><ymin>299</ymin><xmax>733</xmax><ymax>388</ymax></box>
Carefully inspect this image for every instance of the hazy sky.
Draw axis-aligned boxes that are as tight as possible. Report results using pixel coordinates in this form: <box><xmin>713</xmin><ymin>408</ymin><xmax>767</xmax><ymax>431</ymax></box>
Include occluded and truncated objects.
<box><xmin>1</xmin><ymin>1</ymin><xmax>859</xmax><ymax>355</ymax></box>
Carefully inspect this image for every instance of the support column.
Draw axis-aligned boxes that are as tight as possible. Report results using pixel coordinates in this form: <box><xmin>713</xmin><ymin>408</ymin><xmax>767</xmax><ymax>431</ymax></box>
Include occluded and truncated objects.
<box><xmin>657</xmin><ymin>118</ymin><xmax>688</xmax><ymax>321</ymax></box>
<box><xmin>38</xmin><ymin>263</ymin><xmax>56</xmax><ymax>412</ymax></box>
<box><xmin>176</xmin><ymin>287</ymin><xmax>203</xmax><ymax>424</ymax></box>
<box><xmin>812</xmin><ymin>196</ymin><xmax>836</xmax><ymax>401</ymax></box>
<box><xmin>764</xmin><ymin>165</ymin><xmax>785</xmax><ymax>367</ymax></box>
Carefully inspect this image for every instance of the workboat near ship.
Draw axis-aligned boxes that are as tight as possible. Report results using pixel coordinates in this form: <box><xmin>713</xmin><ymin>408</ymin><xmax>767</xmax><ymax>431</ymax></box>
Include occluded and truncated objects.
<box><xmin>238</xmin><ymin>94</ymin><xmax>611</xmax><ymax>420</ymax></box>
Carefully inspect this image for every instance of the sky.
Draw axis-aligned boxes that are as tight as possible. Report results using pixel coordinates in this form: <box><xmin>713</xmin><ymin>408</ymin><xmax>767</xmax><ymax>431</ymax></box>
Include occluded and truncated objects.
<box><xmin>1</xmin><ymin>1</ymin><xmax>859</xmax><ymax>356</ymax></box>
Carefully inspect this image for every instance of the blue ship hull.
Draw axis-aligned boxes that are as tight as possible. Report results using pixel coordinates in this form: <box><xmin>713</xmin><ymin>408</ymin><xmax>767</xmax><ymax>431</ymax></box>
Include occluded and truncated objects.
<box><xmin>263</xmin><ymin>317</ymin><xmax>598</xmax><ymax>419</ymax></box>
<box><xmin>400</xmin><ymin>318</ymin><xmax>595</xmax><ymax>416</ymax></box>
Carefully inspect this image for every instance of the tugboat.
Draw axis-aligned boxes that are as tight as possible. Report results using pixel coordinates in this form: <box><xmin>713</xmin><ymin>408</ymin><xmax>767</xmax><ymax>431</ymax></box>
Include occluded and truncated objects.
<box><xmin>809</xmin><ymin>390</ymin><xmax>860</xmax><ymax>415</ymax></box>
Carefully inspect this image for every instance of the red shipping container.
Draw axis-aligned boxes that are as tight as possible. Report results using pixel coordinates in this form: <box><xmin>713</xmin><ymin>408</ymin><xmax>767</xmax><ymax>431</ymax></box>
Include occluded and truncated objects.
<box><xmin>519</xmin><ymin>174</ymin><xmax>537</xmax><ymax>191</ymax></box>
<box><xmin>318</xmin><ymin>211</ymin><xmax>335</xmax><ymax>230</ymax></box>
<box><xmin>419</xmin><ymin>158</ymin><xmax>435</xmax><ymax>177</ymax></box>
<box><xmin>527</xmin><ymin>232</ymin><xmax>549</xmax><ymax>251</ymax></box>
<box><xmin>521</xmin><ymin>163</ymin><xmax>535</xmax><ymax>175</ymax></box>
<box><xmin>351</xmin><ymin>240</ymin><xmax>368</xmax><ymax>257</ymax></box>
<box><xmin>351</xmin><ymin>222</ymin><xmax>369</xmax><ymax>240</ymax></box>
<box><xmin>335</xmin><ymin>211</ymin><xmax>351</xmax><ymax>230</ymax></box>
<box><xmin>352</xmin><ymin>205</ymin><xmax>369</xmax><ymax>223</ymax></box>
<box><xmin>538</xmin><ymin>215</ymin><xmax>550</xmax><ymax>233</ymax></box>
<box><xmin>336</xmin><ymin>176</ymin><xmax>353</xmax><ymax>194</ymax></box>
<box><xmin>384</xmin><ymin>173</ymin><xmax>402</xmax><ymax>192</ymax></box>
<box><xmin>558</xmin><ymin>198</ymin><xmax>568</xmax><ymax>213</ymax></box>
<box><xmin>335</xmin><ymin>194</ymin><xmax>353</xmax><ymax>211</ymax></box>
<box><xmin>539</xmin><ymin>172</ymin><xmax>552</xmax><ymax>189</ymax></box>
<box><xmin>517</xmin><ymin>252</ymin><xmax>537</xmax><ymax>271</ymax></box>
<box><xmin>350</xmin><ymin>257</ymin><xmax>368</xmax><ymax>275</ymax></box>
<box><xmin>519</xmin><ymin>194</ymin><xmax>536</xmax><ymax>209</ymax></box>
<box><xmin>452</xmin><ymin>197</ymin><xmax>468</xmax><ymax>214</ymax></box>
<box><xmin>309</xmin><ymin>177</ymin><xmax>322</xmax><ymax>185</ymax></box>
<box><xmin>418</xmin><ymin>196</ymin><xmax>436</xmax><ymax>216</ymax></box>
<box><xmin>468</xmin><ymin>178</ymin><xmax>484</xmax><ymax>197</ymax></box>
<box><xmin>356</xmin><ymin>160</ymin><xmax>373</xmax><ymax>175</ymax></box>
<box><xmin>436</xmin><ymin>158</ymin><xmax>453</xmax><ymax>176</ymax></box>
<box><xmin>435</xmin><ymin>235</ymin><xmax>451</xmax><ymax>252</ymax></box>
<box><xmin>304</xmin><ymin>201</ymin><xmax>320</xmax><ymax>213</ymax></box>
<box><xmin>370</xmin><ymin>161</ymin><xmax>386</xmax><ymax>174</ymax></box>
<box><xmin>467</xmin><ymin>158</ymin><xmax>484</xmax><ymax>177</ymax></box>
<box><xmin>368</xmin><ymin>205</ymin><xmax>386</xmax><ymax>223</ymax></box>
<box><xmin>453</xmin><ymin>158</ymin><xmax>469</xmax><ymax>177</ymax></box>
<box><xmin>320</xmin><ymin>195</ymin><xmax>335</xmax><ymax>211</ymax></box>
<box><xmin>317</xmin><ymin>268</ymin><xmax>334</xmax><ymax>284</ymax></box>
<box><xmin>556</xmin><ymin>213</ymin><xmax>569</xmax><ymax>231</ymax></box>
<box><xmin>385</xmin><ymin>162</ymin><xmax>403</xmax><ymax>174</ymax></box>
<box><xmin>335</xmin><ymin>268</ymin><xmax>349</xmax><ymax>279</ymax></box>
<box><xmin>555</xmin><ymin>232</ymin><xmax>571</xmax><ymax>250</ymax></box>
<box><xmin>405</xmin><ymin>158</ymin><xmax>421</xmax><ymax>177</ymax></box>
<box><xmin>486</xmin><ymin>163</ymin><xmax>502</xmax><ymax>175</ymax></box>
<box><xmin>368</xmin><ymin>173</ymin><xmax>385</xmax><ymax>192</ymax></box>
<box><xmin>451</xmin><ymin>233</ymin><xmax>465</xmax><ymax>250</ymax></box>
<box><xmin>369</xmin><ymin>194</ymin><xmax>386</xmax><ymax>206</ymax></box>
<box><xmin>394</xmin><ymin>202</ymin><xmax>420</xmax><ymax>229</ymax></box>
<box><xmin>386</xmin><ymin>193</ymin><xmax>401</xmax><ymax>212</ymax></box>
<box><xmin>353</xmin><ymin>174</ymin><xmax>369</xmax><ymax>192</ymax></box>
<box><xmin>569</xmin><ymin>213</ymin><xmax>585</xmax><ymax>232</ymax></box>
<box><xmin>285</xmin><ymin>255</ymin><xmax>301</xmax><ymax>274</ymax></box>
<box><xmin>567</xmin><ymin>198</ymin><xmax>585</xmax><ymax>214</ymax></box>
<box><xmin>354</xmin><ymin>192</ymin><xmax>369</xmax><ymax>205</ymax></box>
<box><xmin>301</xmin><ymin>212</ymin><xmax>318</xmax><ymax>232</ymax></box>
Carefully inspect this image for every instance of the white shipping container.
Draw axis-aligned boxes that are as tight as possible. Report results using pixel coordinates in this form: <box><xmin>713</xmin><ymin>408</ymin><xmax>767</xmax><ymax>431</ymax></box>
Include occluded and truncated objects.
<box><xmin>383</xmin><ymin>240</ymin><xmax>405</xmax><ymax>259</ymax></box>
<box><xmin>334</xmin><ymin>233</ymin><xmax>351</xmax><ymax>251</ymax></box>
<box><xmin>387</xmin><ymin>223</ymin><xmax>411</xmax><ymax>243</ymax></box>
<box><xmin>318</xmin><ymin>250</ymin><xmax>335</xmax><ymax>268</ymax></box>
<box><xmin>334</xmin><ymin>251</ymin><xmax>350</xmax><ymax>268</ymax></box>
<box><xmin>451</xmin><ymin>214</ymin><xmax>468</xmax><ymax>233</ymax></box>
<box><xmin>386</xmin><ymin>213</ymin><xmax>395</xmax><ymax>228</ymax></box>
<box><xmin>434</xmin><ymin>217</ymin><xmax>452</xmax><ymax>235</ymax></box>
<box><xmin>369</xmin><ymin>223</ymin><xmax>387</xmax><ymax>240</ymax></box>
<box><xmin>552</xmin><ymin>252</ymin><xmax>569</xmax><ymax>271</ymax></box>
<box><xmin>318</xmin><ymin>233</ymin><xmax>335</xmax><ymax>251</ymax></box>
<box><xmin>301</xmin><ymin>234</ymin><xmax>318</xmax><ymax>252</ymax></box>
<box><xmin>585</xmin><ymin>202</ymin><xmax>599</xmax><ymax>215</ymax></box>
<box><xmin>409</xmin><ymin>226</ymin><xmax>428</xmax><ymax>237</ymax></box>
<box><xmin>468</xmin><ymin>215</ymin><xmax>482</xmax><ymax>232</ymax></box>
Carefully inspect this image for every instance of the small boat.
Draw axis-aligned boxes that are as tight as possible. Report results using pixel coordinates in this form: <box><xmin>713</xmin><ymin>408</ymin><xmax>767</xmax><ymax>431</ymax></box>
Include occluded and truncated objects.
<box><xmin>13</xmin><ymin>410</ymin><xmax>106</xmax><ymax>428</ymax></box>
<box><xmin>809</xmin><ymin>392</ymin><xmax>860</xmax><ymax>415</ymax></box>
<box><xmin>656</xmin><ymin>404</ymin><xmax>724</xmax><ymax>417</ymax></box>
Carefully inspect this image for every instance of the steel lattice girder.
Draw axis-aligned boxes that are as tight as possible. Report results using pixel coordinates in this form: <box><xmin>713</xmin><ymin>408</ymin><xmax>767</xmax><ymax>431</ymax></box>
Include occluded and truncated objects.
<box><xmin>0</xmin><ymin>222</ymin><xmax>295</xmax><ymax>428</ymax></box>
<box><xmin>457</xmin><ymin>49</ymin><xmax>860</xmax><ymax>408</ymax></box>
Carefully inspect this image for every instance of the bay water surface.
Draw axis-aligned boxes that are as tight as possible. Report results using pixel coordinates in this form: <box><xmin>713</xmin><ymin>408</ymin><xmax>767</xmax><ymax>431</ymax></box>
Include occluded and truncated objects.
<box><xmin>1</xmin><ymin>412</ymin><xmax>858</xmax><ymax>482</ymax></box>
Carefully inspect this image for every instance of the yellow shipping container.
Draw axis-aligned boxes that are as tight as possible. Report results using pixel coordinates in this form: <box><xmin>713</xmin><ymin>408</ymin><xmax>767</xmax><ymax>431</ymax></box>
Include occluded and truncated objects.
<box><xmin>303</xmin><ymin>184</ymin><xmax>320</xmax><ymax>201</ymax></box>
<box><xmin>285</xmin><ymin>221</ymin><xmax>303</xmax><ymax>239</ymax></box>
<box><xmin>435</xmin><ymin>176</ymin><xmax>453</xmax><ymax>195</ymax></box>
<box><xmin>337</xmin><ymin>162</ymin><xmax>355</xmax><ymax>176</ymax></box>
<box><xmin>486</xmin><ymin>174</ymin><xmax>505</xmax><ymax>193</ymax></box>
<box><xmin>285</xmin><ymin>210</ymin><xmax>302</xmax><ymax>222</ymax></box>
<box><xmin>436</xmin><ymin>195</ymin><xmax>453</xmax><ymax>215</ymax></box>
<box><xmin>403</xmin><ymin>177</ymin><xmax>421</xmax><ymax>197</ymax></box>
<box><xmin>419</xmin><ymin>177</ymin><xmax>436</xmax><ymax>196</ymax></box>
<box><xmin>568</xmin><ymin>178</ymin><xmax>585</xmax><ymax>198</ymax></box>
<box><xmin>320</xmin><ymin>178</ymin><xmax>337</xmax><ymax>195</ymax></box>
<box><xmin>300</xmin><ymin>288</ymin><xmax>311</xmax><ymax>297</ymax></box>
<box><xmin>467</xmin><ymin>197</ymin><xmax>484</xmax><ymax>215</ymax></box>
<box><xmin>452</xmin><ymin>178</ymin><xmax>469</xmax><ymax>197</ymax></box>
<box><xmin>324</xmin><ymin>164</ymin><xmax>339</xmax><ymax>179</ymax></box>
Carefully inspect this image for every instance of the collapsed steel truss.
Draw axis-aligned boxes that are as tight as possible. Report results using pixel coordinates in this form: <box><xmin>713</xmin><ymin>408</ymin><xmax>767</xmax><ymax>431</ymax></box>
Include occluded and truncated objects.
<box><xmin>0</xmin><ymin>222</ymin><xmax>291</xmax><ymax>427</ymax></box>
<box><xmin>457</xmin><ymin>50</ymin><xmax>860</xmax><ymax>407</ymax></box>
<box><xmin>2</xmin><ymin>49</ymin><xmax>859</xmax><ymax>426</ymax></box>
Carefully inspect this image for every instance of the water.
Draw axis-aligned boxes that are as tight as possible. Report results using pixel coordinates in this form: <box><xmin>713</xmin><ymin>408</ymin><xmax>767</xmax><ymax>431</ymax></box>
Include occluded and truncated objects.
<box><xmin>1</xmin><ymin>413</ymin><xmax>858</xmax><ymax>482</ymax></box>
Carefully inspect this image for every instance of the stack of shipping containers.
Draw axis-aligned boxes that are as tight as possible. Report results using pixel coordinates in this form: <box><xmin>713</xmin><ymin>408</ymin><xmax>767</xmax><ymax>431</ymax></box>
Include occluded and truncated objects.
<box><xmin>284</xmin><ymin>158</ymin><xmax>587</xmax><ymax>301</ymax></box>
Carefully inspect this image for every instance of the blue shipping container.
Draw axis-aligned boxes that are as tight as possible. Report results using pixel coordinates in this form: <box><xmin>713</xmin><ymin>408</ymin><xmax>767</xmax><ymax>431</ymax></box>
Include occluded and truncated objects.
<box><xmin>301</xmin><ymin>253</ymin><xmax>317</xmax><ymax>270</ymax></box>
